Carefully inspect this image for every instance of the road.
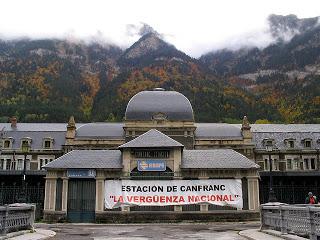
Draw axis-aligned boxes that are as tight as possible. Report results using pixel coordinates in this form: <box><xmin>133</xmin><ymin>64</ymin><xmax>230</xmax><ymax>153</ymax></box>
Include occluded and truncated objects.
<box><xmin>36</xmin><ymin>221</ymin><xmax>260</xmax><ymax>240</ymax></box>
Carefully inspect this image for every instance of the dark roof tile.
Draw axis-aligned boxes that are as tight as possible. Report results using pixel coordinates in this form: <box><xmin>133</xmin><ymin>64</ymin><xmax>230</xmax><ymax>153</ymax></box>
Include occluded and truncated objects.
<box><xmin>181</xmin><ymin>149</ymin><xmax>259</xmax><ymax>169</ymax></box>
<box><xmin>44</xmin><ymin>150</ymin><xmax>122</xmax><ymax>169</ymax></box>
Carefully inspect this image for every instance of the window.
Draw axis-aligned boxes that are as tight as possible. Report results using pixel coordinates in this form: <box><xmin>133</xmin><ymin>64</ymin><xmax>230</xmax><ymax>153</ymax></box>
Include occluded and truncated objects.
<box><xmin>300</xmin><ymin>161</ymin><xmax>304</xmax><ymax>170</ymax></box>
<box><xmin>266</xmin><ymin>140</ymin><xmax>273</xmax><ymax>146</ymax></box>
<box><xmin>264</xmin><ymin>159</ymin><xmax>269</xmax><ymax>171</ymax></box>
<box><xmin>4</xmin><ymin>140</ymin><xmax>11</xmax><ymax>148</ymax></box>
<box><xmin>17</xmin><ymin>159</ymin><xmax>23</xmax><ymax>170</ymax></box>
<box><xmin>288</xmin><ymin>140</ymin><xmax>294</xmax><ymax>148</ymax></box>
<box><xmin>0</xmin><ymin>159</ymin><xmax>4</xmax><ymax>170</ymax></box>
<box><xmin>285</xmin><ymin>139</ymin><xmax>295</xmax><ymax>148</ymax></box>
<box><xmin>44</xmin><ymin>140</ymin><xmax>51</xmax><ymax>149</ymax></box>
<box><xmin>279</xmin><ymin>162</ymin><xmax>286</xmax><ymax>171</ymax></box>
<box><xmin>43</xmin><ymin>138</ymin><xmax>53</xmax><ymax>149</ymax></box>
<box><xmin>304</xmin><ymin>159</ymin><xmax>310</xmax><ymax>170</ymax></box>
<box><xmin>287</xmin><ymin>159</ymin><xmax>292</xmax><ymax>170</ymax></box>
<box><xmin>305</xmin><ymin>140</ymin><xmax>311</xmax><ymax>148</ymax></box>
<box><xmin>6</xmin><ymin>159</ymin><xmax>11</xmax><ymax>170</ymax></box>
<box><xmin>134</xmin><ymin>150</ymin><xmax>170</xmax><ymax>158</ymax></box>
<box><xmin>21</xmin><ymin>138</ymin><xmax>31</xmax><ymax>149</ymax></box>
<box><xmin>294</xmin><ymin>159</ymin><xmax>299</xmax><ymax>169</ymax></box>
<box><xmin>39</xmin><ymin>157</ymin><xmax>53</xmax><ymax>169</ymax></box>
<box><xmin>273</xmin><ymin>159</ymin><xmax>278</xmax><ymax>170</ymax></box>
<box><xmin>311</xmin><ymin>158</ymin><xmax>316</xmax><ymax>170</ymax></box>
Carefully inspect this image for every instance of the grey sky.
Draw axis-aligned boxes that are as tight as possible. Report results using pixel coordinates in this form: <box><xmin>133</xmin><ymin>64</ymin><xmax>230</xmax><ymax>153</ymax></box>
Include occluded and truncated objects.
<box><xmin>1</xmin><ymin>0</ymin><xmax>319</xmax><ymax>57</ymax></box>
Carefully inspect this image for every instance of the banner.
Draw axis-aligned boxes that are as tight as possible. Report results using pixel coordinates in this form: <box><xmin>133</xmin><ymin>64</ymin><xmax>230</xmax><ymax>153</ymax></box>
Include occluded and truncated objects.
<box><xmin>105</xmin><ymin>179</ymin><xmax>242</xmax><ymax>209</ymax></box>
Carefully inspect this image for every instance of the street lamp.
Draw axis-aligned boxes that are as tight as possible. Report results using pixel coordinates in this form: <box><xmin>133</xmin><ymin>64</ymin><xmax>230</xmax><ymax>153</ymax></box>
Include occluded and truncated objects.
<box><xmin>266</xmin><ymin>143</ymin><xmax>277</xmax><ymax>202</ymax></box>
<box><xmin>19</xmin><ymin>141</ymin><xmax>30</xmax><ymax>203</ymax></box>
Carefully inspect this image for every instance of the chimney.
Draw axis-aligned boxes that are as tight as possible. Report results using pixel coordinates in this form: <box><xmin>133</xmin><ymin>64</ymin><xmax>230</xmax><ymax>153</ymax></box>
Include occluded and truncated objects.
<box><xmin>241</xmin><ymin>115</ymin><xmax>252</xmax><ymax>144</ymax></box>
<box><xmin>10</xmin><ymin>116</ymin><xmax>17</xmax><ymax>129</ymax></box>
<box><xmin>67</xmin><ymin>116</ymin><xmax>76</xmax><ymax>129</ymax></box>
<box><xmin>241</xmin><ymin>116</ymin><xmax>251</xmax><ymax>131</ymax></box>
<box><xmin>66</xmin><ymin>116</ymin><xmax>76</xmax><ymax>144</ymax></box>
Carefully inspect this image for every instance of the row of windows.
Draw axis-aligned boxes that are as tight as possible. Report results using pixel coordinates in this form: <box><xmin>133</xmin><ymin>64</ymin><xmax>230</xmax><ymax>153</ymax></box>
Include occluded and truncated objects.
<box><xmin>39</xmin><ymin>158</ymin><xmax>53</xmax><ymax>169</ymax></box>
<box><xmin>0</xmin><ymin>159</ymin><xmax>30</xmax><ymax>170</ymax></box>
<box><xmin>0</xmin><ymin>158</ymin><xmax>54</xmax><ymax>170</ymax></box>
<box><xmin>2</xmin><ymin>138</ymin><xmax>53</xmax><ymax>149</ymax></box>
<box><xmin>127</xmin><ymin>131</ymin><xmax>193</xmax><ymax>137</ymax></box>
<box><xmin>264</xmin><ymin>139</ymin><xmax>317</xmax><ymax>149</ymax></box>
<box><xmin>133</xmin><ymin>150</ymin><xmax>170</xmax><ymax>159</ymax></box>
<box><xmin>261</xmin><ymin>158</ymin><xmax>317</xmax><ymax>171</ymax></box>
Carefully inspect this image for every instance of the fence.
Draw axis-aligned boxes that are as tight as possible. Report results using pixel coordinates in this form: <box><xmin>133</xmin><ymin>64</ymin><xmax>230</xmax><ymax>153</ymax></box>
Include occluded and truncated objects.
<box><xmin>261</xmin><ymin>204</ymin><xmax>320</xmax><ymax>240</ymax></box>
<box><xmin>0</xmin><ymin>184</ymin><xmax>45</xmax><ymax>219</ymax></box>
<box><xmin>260</xmin><ymin>185</ymin><xmax>320</xmax><ymax>204</ymax></box>
<box><xmin>0</xmin><ymin>204</ymin><xmax>35</xmax><ymax>235</ymax></box>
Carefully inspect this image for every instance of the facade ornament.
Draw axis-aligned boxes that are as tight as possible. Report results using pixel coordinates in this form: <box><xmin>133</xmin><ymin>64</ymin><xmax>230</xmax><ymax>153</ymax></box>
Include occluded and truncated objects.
<box><xmin>67</xmin><ymin>116</ymin><xmax>76</xmax><ymax>129</ymax></box>
<box><xmin>241</xmin><ymin>115</ymin><xmax>251</xmax><ymax>130</ymax></box>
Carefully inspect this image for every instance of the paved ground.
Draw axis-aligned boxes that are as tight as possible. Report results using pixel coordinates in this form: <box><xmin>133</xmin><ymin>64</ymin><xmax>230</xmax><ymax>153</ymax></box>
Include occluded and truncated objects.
<box><xmin>36</xmin><ymin>222</ymin><xmax>260</xmax><ymax>240</ymax></box>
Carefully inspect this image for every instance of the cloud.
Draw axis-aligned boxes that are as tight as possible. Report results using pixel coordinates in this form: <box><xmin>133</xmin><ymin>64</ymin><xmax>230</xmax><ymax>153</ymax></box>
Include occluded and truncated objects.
<box><xmin>0</xmin><ymin>0</ymin><xmax>319</xmax><ymax>57</ymax></box>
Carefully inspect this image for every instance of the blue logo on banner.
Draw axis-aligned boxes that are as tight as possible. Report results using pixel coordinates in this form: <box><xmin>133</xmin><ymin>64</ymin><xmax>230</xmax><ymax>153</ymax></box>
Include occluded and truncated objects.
<box><xmin>137</xmin><ymin>160</ymin><xmax>166</xmax><ymax>171</ymax></box>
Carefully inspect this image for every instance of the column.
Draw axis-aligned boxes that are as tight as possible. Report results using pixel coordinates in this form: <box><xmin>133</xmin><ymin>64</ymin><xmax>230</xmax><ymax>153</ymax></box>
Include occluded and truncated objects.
<box><xmin>61</xmin><ymin>177</ymin><xmax>68</xmax><ymax>212</ymax></box>
<box><xmin>95</xmin><ymin>171</ymin><xmax>105</xmax><ymax>212</ymax></box>
<box><xmin>174</xmin><ymin>205</ymin><xmax>182</xmax><ymax>212</ymax></box>
<box><xmin>44</xmin><ymin>172</ymin><xmax>57</xmax><ymax>211</ymax></box>
<box><xmin>3</xmin><ymin>159</ymin><xmax>6</xmax><ymax>170</ymax></box>
<box><xmin>235</xmin><ymin>171</ymin><xmax>243</xmax><ymax>210</ymax></box>
<box><xmin>121</xmin><ymin>206</ymin><xmax>130</xmax><ymax>212</ymax></box>
<box><xmin>199</xmin><ymin>174</ymin><xmax>209</xmax><ymax>212</ymax></box>
<box><xmin>247</xmin><ymin>176</ymin><xmax>260</xmax><ymax>211</ymax></box>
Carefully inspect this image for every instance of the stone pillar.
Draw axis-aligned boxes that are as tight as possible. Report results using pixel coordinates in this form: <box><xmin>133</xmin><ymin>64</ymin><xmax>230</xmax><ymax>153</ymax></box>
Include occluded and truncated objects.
<box><xmin>173</xmin><ymin>147</ymin><xmax>182</xmax><ymax>175</ymax></box>
<box><xmin>174</xmin><ymin>205</ymin><xmax>182</xmax><ymax>212</ymax></box>
<box><xmin>199</xmin><ymin>174</ymin><xmax>209</xmax><ymax>212</ymax></box>
<box><xmin>200</xmin><ymin>204</ymin><xmax>208</xmax><ymax>212</ymax></box>
<box><xmin>44</xmin><ymin>171</ymin><xmax>57</xmax><ymax>211</ymax></box>
<box><xmin>3</xmin><ymin>159</ymin><xmax>6</xmax><ymax>170</ymax></box>
<box><xmin>247</xmin><ymin>176</ymin><xmax>260</xmax><ymax>211</ymax></box>
<box><xmin>235</xmin><ymin>171</ymin><xmax>243</xmax><ymax>210</ymax></box>
<box><xmin>121</xmin><ymin>206</ymin><xmax>130</xmax><ymax>212</ymax></box>
<box><xmin>61</xmin><ymin>177</ymin><xmax>68</xmax><ymax>212</ymax></box>
<box><xmin>122</xmin><ymin>149</ymin><xmax>131</xmax><ymax>177</ymax></box>
<box><xmin>95</xmin><ymin>171</ymin><xmax>105</xmax><ymax>212</ymax></box>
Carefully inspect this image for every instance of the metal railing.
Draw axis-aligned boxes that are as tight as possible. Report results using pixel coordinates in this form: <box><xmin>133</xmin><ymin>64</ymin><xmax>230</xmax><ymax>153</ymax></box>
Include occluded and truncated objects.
<box><xmin>261</xmin><ymin>204</ymin><xmax>320</xmax><ymax>240</ymax></box>
<box><xmin>0</xmin><ymin>185</ymin><xmax>45</xmax><ymax>219</ymax></box>
<box><xmin>0</xmin><ymin>204</ymin><xmax>35</xmax><ymax>235</ymax></box>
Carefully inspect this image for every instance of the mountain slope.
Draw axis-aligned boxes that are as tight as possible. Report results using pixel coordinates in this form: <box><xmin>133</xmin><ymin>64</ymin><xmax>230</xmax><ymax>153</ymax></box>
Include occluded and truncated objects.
<box><xmin>0</xmin><ymin>39</ymin><xmax>123</xmax><ymax>122</ymax></box>
<box><xmin>118</xmin><ymin>32</ymin><xmax>193</xmax><ymax>67</ymax></box>
<box><xmin>200</xmin><ymin>14</ymin><xmax>320</xmax><ymax>123</ymax></box>
<box><xmin>1</xmin><ymin>15</ymin><xmax>320</xmax><ymax>124</ymax></box>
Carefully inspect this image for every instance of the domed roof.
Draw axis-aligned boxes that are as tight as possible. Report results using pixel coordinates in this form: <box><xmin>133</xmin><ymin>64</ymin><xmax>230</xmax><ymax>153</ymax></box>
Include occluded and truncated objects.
<box><xmin>125</xmin><ymin>89</ymin><xmax>194</xmax><ymax>121</ymax></box>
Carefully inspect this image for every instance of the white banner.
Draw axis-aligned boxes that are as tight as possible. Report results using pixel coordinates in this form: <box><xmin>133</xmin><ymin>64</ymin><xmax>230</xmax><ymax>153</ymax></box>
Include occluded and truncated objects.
<box><xmin>105</xmin><ymin>179</ymin><xmax>242</xmax><ymax>209</ymax></box>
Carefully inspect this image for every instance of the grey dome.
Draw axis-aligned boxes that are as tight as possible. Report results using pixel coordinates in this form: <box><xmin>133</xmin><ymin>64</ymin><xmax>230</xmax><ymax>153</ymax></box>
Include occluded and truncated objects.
<box><xmin>125</xmin><ymin>90</ymin><xmax>194</xmax><ymax>121</ymax></box>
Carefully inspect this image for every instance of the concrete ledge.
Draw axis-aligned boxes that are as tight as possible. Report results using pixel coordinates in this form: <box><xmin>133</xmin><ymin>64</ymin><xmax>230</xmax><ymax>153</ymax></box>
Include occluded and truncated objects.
<box><xmin>95</xmin><ymin>210</ymin><xmax>260</xmax><ymax>223</ymax></box>
<box><xmin>43</xmin><ymin>211</ymin><xmax>67</xmax><ymax>223</ymax></box>
<box><xmin>262</xmin><ymin>229</ymin><xmax>308</xmax><ymax>240</ymax></box>
<box><xmin>239</xmin><ymin>229</ymin><xmax>308</xmax><ymax>240</ymax></box>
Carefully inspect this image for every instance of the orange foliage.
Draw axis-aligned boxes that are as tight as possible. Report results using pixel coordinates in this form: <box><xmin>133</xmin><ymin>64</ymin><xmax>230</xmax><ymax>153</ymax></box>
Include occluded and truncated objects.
<box><xmin>80</xmin><ymin>73</ymin><xmax>100</xmax><ymax>118</ymax></box>
<box><xmin>27</xmin><ymin>62</ymin><xmax>59</xmax><ymax>98</ymax></box>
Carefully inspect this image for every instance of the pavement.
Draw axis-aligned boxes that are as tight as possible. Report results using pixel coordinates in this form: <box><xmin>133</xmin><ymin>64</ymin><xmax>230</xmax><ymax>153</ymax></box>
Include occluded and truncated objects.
<box><xmin>0</xmin><ymin>223</ymin><xmax>309</xmax><ymax>240</ymax></box>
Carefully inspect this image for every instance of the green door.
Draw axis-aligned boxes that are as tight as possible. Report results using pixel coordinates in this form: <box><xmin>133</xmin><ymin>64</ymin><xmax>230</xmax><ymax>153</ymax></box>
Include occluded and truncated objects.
<box><xmin>67</xmin><ymin>179</ymin><xmax>96</xmax><ymax>222</ymax></box>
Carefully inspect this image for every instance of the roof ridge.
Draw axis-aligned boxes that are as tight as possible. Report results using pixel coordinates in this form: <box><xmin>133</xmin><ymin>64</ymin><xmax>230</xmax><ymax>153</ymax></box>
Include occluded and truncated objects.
<box><xmin>118</xmin><ymin>129</ymin><xmax>184</xmax><ymax>149</ymax></box>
